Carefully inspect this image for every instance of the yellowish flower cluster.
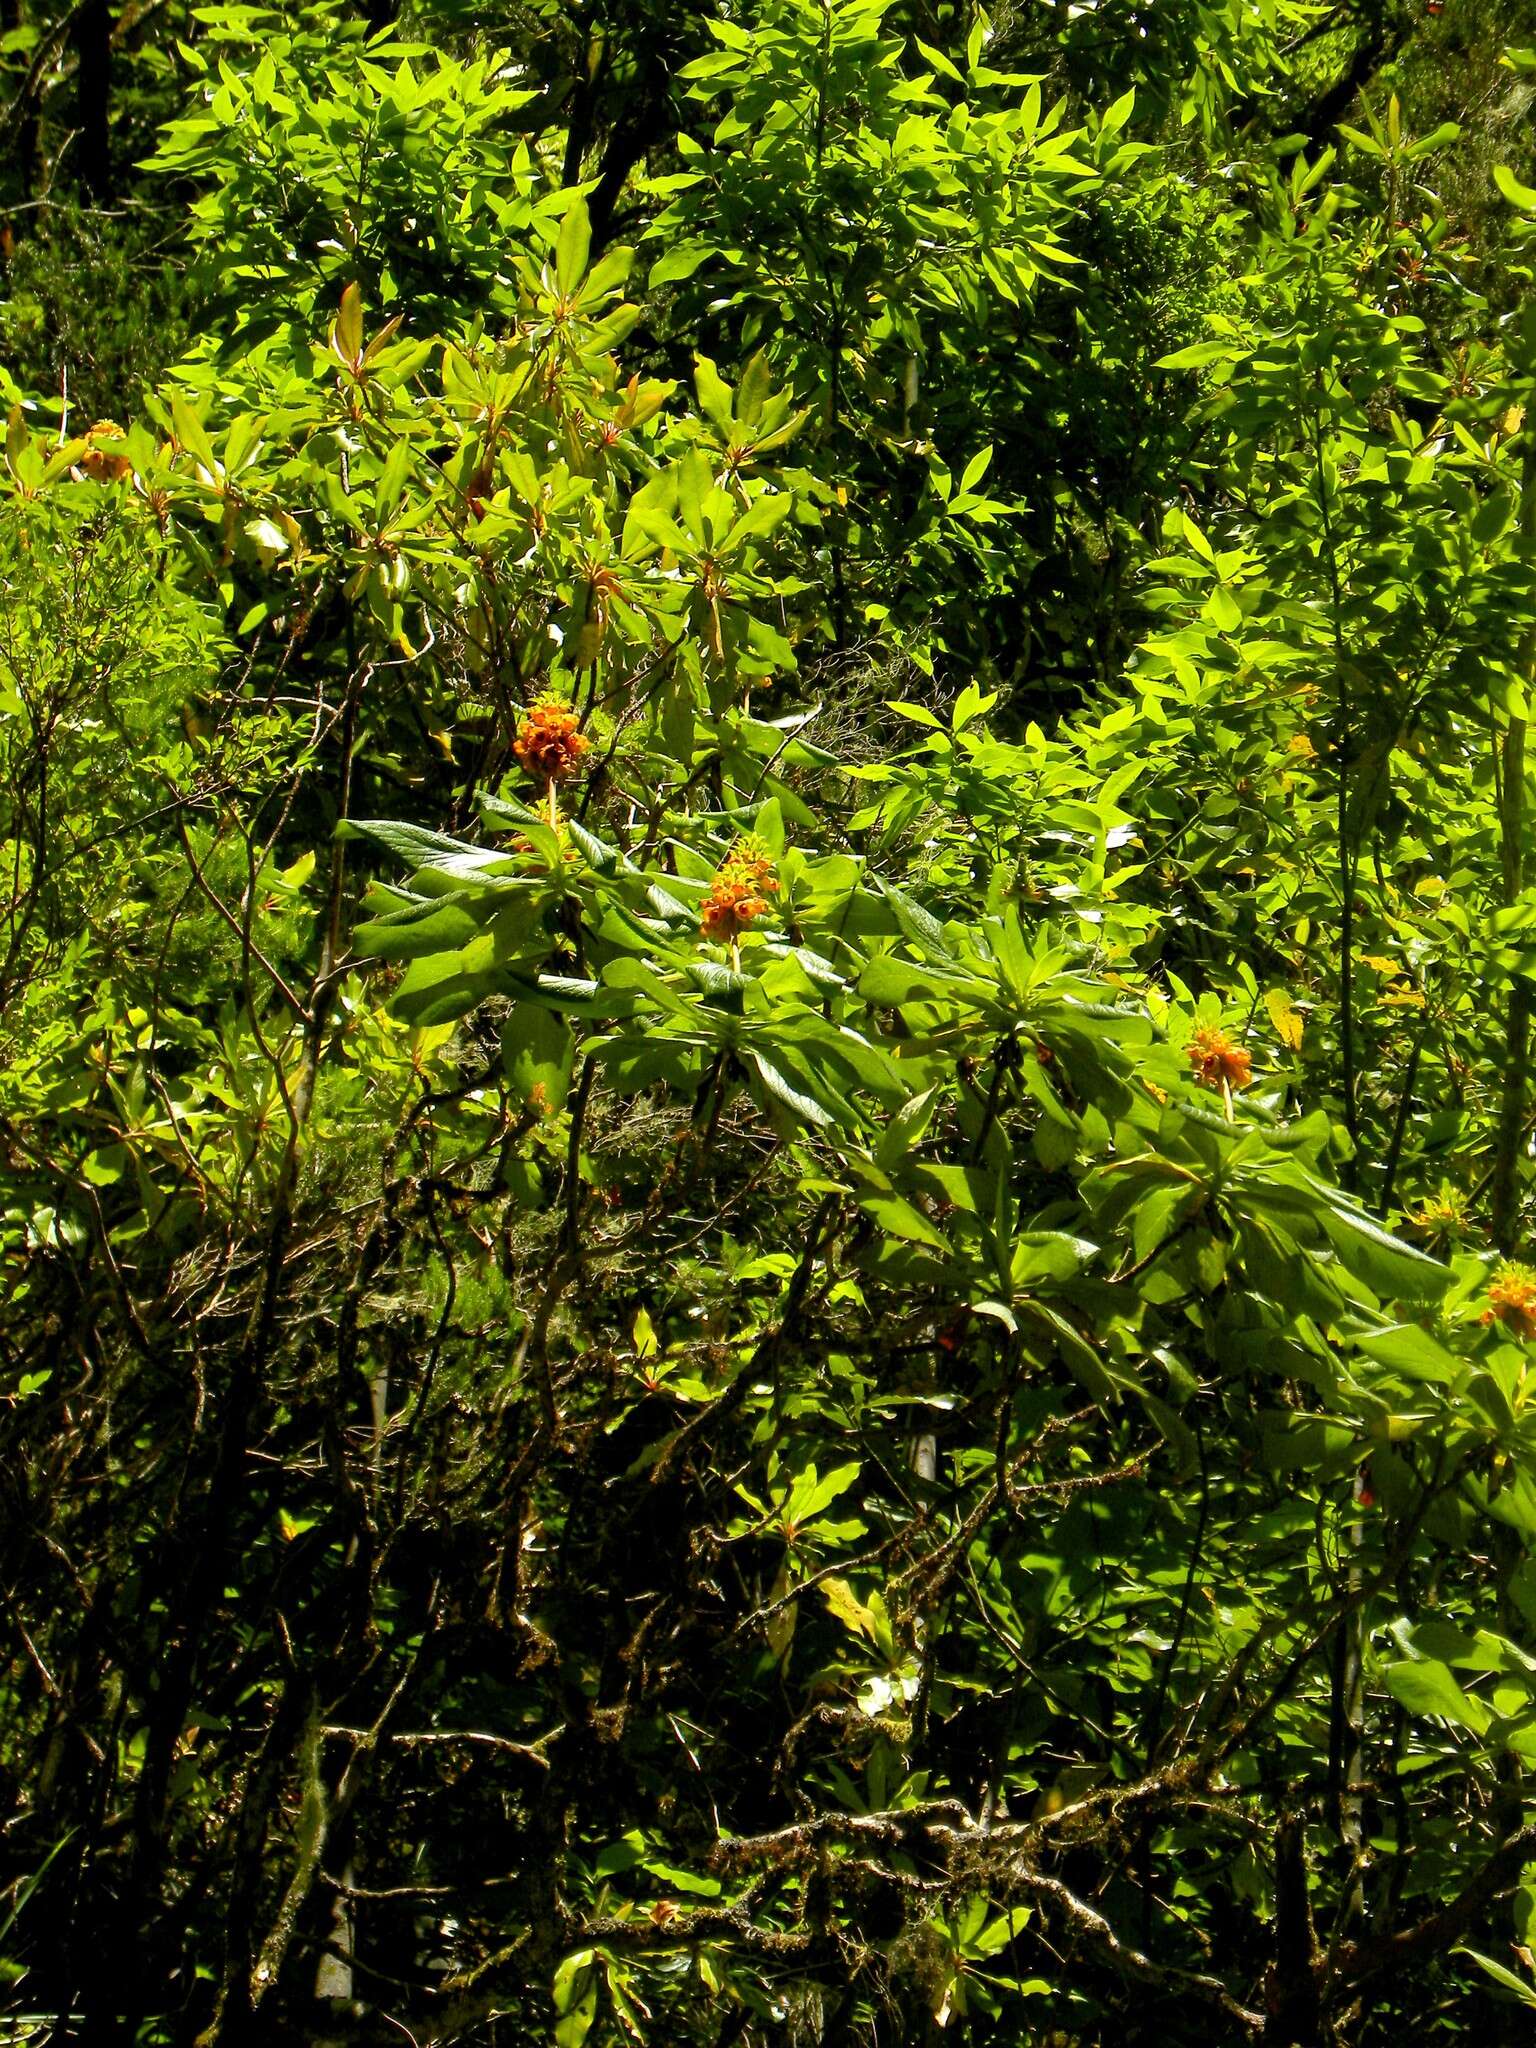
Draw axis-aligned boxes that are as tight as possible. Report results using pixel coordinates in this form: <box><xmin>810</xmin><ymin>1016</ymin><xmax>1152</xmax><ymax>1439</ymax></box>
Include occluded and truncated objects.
<box><xmin>1187</xmin><ymin>1025</ymin><xmax>1252</xmax><ymax>1093</ymax></box>
<box><xmin>513</xmin><ymin>695</ymin><xmax>589</xmax><ymax>785</ymax></box>
<box><xmin>700</xmin><ymin>839</ymin><xmax>779</xmax><ymax>944</ymax></box>
<box><xmin>1484</xmin><ymin>1263</ymin><xmax>1536</xmax><ymax>1342</ymax></box>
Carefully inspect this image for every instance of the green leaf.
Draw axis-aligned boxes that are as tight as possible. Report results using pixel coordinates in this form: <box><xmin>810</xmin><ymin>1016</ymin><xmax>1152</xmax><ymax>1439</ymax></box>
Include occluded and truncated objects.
<box><xmin>788</xmin><ymin>1461</ymin><xmax>862</xmax><ymax>1523</ymax></box>
<box><xmin>1009</xmin><ymin>1231</ymin><xmax>1096</xmax><ymax>1286</ymax></box>
<box><xmin>694</xmin><ymin>352</ymin><xmax>736</xmax><ymax>435</ymax></box>
<box><xmin>1404</xmin><ymin>120</ymin><xmax>1460</xmax><ymax>160</ymax></box>
<box><xmin>649</xmin><ymin>239</ymin><xmax>716</xmax><ymax>287</ymax></box>
<box><xmin>354</xmin><ymin>892</ymin><xmax>487</xmax><ymax>961</ymax></box>
<box><xmin>553</xmin><ymin>1951</ymin><xmax>598</xmax><ymax>2045</ymax></box>
<box><xmin>874</xmin><ymin>1084</ymin><xmax>941</xmax><ymax>1169</ymax></box>
<box><xmin>858</xmin><ymin>1191</ymin><xmax>949</xmax><ymax>1252</ymax></box>
<box><xmin>1310</xmin><ymin>1186</ymin><xmax>1450</xmax><ymax>1302</ymax></box>
<box><xmin>745</xmin><ymin>1049</ymin><xmax>835</xmax><ymax>1126</ymax></box>
<box><xmin>958</xmin><ymin>445</ymin><xmax>993</xmax><ymax>494</ymax></box>
<box><xmin>1155</xmin><ymin>340</ymin><xmax>1237</xmax><ymax>371</ymax></box>
<box><xmin>1455</xmin><ymin>1950</ymin><xmax>1536</xmax><ymax>2007</ymax></box>
<box><xmin>170</xmin><ymin>394</ymin><xmax>218</xmax><ymax>472</ymax></box>
<box><xmin>555</xmin><ymin>199</ymin><xmax>592</xmax><ymax>295</ymax></box>
<box><xmin>676</xmin><ymin>449</ymin><xmax>712</xmax><ymax>547</ymax></box>
<box><xmin>502</xmin><ymin>1002</ymin><xmax>575</xmax><ymax>1113</ymax></box>
<box><xmin>1495</xmin><ymin>163</ymin><xmax>1536</xmax><ymax>212</ymax></box>
<box><xmin>1024</xmin><ymin>1301</ymin><xmax>1118</xmax><ymax>1406</ymax></box>
<box><xmin>642</xmin><ymin>1860</ymin><xmax>720</xmax><ymax>1896</ymax></box>
<box><xmin>1385</xmin><ymin>1659</ymin><xmax>1492</xmax><ymax>1735</ymax></box>
<box><xmin>876</xmin><ymin>882</ymin><xmax>956</xmax><ymax>960</ymax></box>
<box><xmin>1140</xmin><ymin>1392</ymin><xmax>1197</xmax><ymax>1477</ymax></box>
<box><xmin>858</xmin><ymin>956</ymin><xmax>969</xmax><ymax>1006</ymax></box>
<box><xmin>1354</xmin><ymin>1324</ymin><xmax>1462</xmax><ymax>1385</ymax></box>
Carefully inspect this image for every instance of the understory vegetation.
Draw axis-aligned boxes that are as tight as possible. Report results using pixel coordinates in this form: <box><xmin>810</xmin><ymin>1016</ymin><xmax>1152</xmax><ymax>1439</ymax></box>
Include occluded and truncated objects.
<box><xmin>8</xmin><ymin>0</ymin><xmax>1536</xmax><ymax>2042</ymax></box>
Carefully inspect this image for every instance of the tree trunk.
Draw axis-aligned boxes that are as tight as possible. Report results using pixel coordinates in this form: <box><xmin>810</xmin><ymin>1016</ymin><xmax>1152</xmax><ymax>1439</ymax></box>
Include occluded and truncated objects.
<box><xmin>74</xmin><ymin>0</ymin><xmax>113</xmax><ymax>202</ymax></box>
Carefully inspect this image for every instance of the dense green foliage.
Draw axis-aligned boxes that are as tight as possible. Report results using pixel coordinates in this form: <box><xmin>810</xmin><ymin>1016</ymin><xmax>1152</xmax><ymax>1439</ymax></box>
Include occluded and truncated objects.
<box><xmin>9</xmin><ymin>3</ymin><xmax>1536</xmax><ymax>2044</ymax></box>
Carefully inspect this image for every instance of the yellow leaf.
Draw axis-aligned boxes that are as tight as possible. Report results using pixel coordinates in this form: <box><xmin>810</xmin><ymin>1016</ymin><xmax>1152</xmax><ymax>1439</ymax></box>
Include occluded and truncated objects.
<box><xmin>821</xmin><ymin>1576</ymin><xmax>876</xmax><ymax>1640</ymax></box>
<box><xmin>1264</xmin><ymin>988</ymin><xmax>1304</xmax><ymax>1051</ymax></box>
<box><xmin>332</xmin><ymin>280</ymin><xmax>364</xmax><ymax>369</ymax></box>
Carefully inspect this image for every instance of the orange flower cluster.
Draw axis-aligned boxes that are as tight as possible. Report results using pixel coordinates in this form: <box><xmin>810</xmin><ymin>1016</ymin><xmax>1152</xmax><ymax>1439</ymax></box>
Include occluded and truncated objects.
<box><xmin>76</xmin><ymin>420</ymin><xmax>132</xmax><ymax>485</ymax></box>
<box><xmin>1408</xmin><ymin>1186</ymin><xmax>1468</xmax><ymax>1239</ymax></box>
<box><xmin>700</xmin><ymin>840</ymin><xmax>779</xmax><ymax>944</ymax></box>
<box><xmin>1483</xmin><ymin>1263</ymin><xmax>1536</xmax><ymax>1342</ymax></box>
<box><xmin>1187</xmin><ymin>1025</ymin><xmax>1252</xmax><ymax>1093</ymax></box>
<box><xmin>513</xmin><ymin>696</ymin><xmax>589</xmax><ymax>785</ymax></box>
